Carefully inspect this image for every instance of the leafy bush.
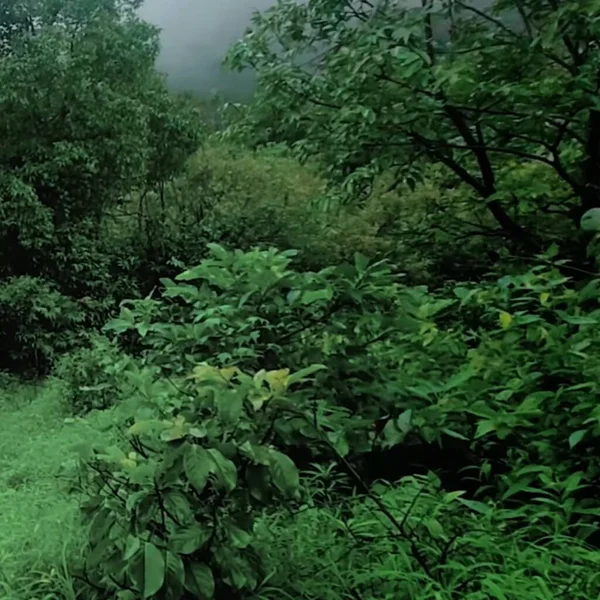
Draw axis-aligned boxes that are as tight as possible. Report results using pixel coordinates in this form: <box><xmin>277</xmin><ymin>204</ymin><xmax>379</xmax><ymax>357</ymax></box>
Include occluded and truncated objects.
<box><xmin>46</xmin><ymin>220</ymin><xmax>142</xmax><ymax>323</ymax></box>
<box><xmin>131</xmin><ymin>142</ymin><xmax>335</xmax><ymax>273</ymax></box>
<box><xmin>76</xmin><ymin>362</ymin><xmax>330</xmax><ymax>599</ymax></box>
<box><xmin>102</xmin><ymin>243</ymin><xmax>600</xmax><ymax>504</ymax></box>
<box><xmin>103</xmin><ymin>244</ymin><xmax>416</xmax><ymax>458</ymax></box>
<box><xmin>0</xmin><ymin>3</ymin><xmax>159</xmax><ymax>264</ymax></box>
<box><xmin>343</xmin><ymin>258</ymin><xmax>600</xmax><ymax>523</ymax></box>
<box><xmin>104</xmin><ymin>244</ymin><xmax>396</xmax><ymax>374</ymax></box>
<box><xmin>53</xmin><ymin>334</ymin><xmax>131</xmax><ymax>415</ymax></box>
<box><xmin>0</xmin><ymin>276</ymin><xmax>83</xmax><ymax>374</ymax></box>
<box><xmin>123</xmin><ymin>140</ymin><xmax>505</xmax><ymax>286</ymax></box>
<box><xmin>0</xmin><ymin>0</ymin><xmax>201</xmax><ymax>328</ymax></box>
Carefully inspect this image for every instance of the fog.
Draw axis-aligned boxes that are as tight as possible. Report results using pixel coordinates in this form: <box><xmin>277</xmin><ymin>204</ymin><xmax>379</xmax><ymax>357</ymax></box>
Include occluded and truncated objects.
<box><xmin>139</xmin><ymin>0</ymin><xmax>277</xmax><ymax>99</ymax></box>
<box><xmin>139</xmin><ymin>0</ymin><xmax>499</xmax><ymax>99</ymax></box>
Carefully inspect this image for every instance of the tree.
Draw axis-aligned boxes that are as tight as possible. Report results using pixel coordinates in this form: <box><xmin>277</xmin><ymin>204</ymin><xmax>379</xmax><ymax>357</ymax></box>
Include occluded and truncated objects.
<box><xmin>0</xmin><ymin>0</ymin><xmax>200</xmax><ymax>278</ymax></box>
<box><xmin>226</xmin><ymin>0</ymin><xmax>600</xmax><ymax>248</ymax></box>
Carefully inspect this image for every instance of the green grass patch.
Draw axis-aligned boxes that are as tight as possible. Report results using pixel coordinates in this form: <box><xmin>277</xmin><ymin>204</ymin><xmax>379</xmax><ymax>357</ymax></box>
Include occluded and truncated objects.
<box><xmin>0</xmin><ymin>376</ymin><xmax>118</xmax><ymax>599</ymax></box>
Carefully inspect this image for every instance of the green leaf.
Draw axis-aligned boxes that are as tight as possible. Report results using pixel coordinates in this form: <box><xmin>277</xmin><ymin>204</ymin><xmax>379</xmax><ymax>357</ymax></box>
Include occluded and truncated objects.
<box><xmin>569</xmin><ymin>429</ymin><xmax>587</xmax><ymax>449</ymax></box>
<box><xmin>475</xmin><ymin>420</ymin><xmax>496</xmax><ymax>439</ymax></box>
<box><xmin>268</xmin><ymin>449</ymin><xmax>299</xmax><ymax>497</ymax></box>
<box><xmin>444</xmin><ymin>368</ymin><xmax>475</xmax><ymax>391</ymax></box>
<box><xmin>558</xmin><ymin>312</ymin><xmax>599</xmax><ymax>325</ymax></box>
<box><xmin>441</xmin><ymin>428</ymin><xmax>469</xmax><ymax>441</ymax></box>
<box><xmin>143</xmin><ymin>542</ymin><xmax>165</xmax><ymax>598</ymax></box>
<box><xmin>354</xmin><ymin>252</ymin><xmax>370</xmax><ymax>273</ymax></box>
<box><xmin>164</xmin><ymin>551</ymin><xmax>185</xmax><ymax>594</ymax></box>
<box><xmin>395</xmin><ymin>409</ymin><xmax>412</xmax><ymax>434</ymax></box>
<box><xmin>124</xmin><ymin>535</ymin><xmax>140</xmax><ymax>561</ymax></box>
<box><xmin>515</xmin><ymin>391</ymin><xmax>553</xmax><ymax>414</ymax></box>
<box><xmin>328</xmin><ymin>430</ymin><xmax>350</xmax><ymax>457</ymax></box>
<box><xmin>216</xmin><ymin>388</ymin><xmax>244</xmax><ymax>425</ymax></box>
<box><xmin>301</xmin><ymin>288</ymin><xmax>333</xmax><ymax>305</ymax></box>
<box><xmin>458</xmin><ymin>498</ymin><xmax>493</xmax><ymax>515</ymax></box>
<box><xmin>227</xmin><ymin>523</ymin><xmax>253</xmax><ymax>548</ymax></box>
<box><xmin>207</xmin><ymin>243</ymin><xmax>229</xmax><ymax>260</ymax></box>
<box><xmin>104</xmin><ymin>317</ymin><xmax>135</xmax><ymax>334</ymax></box>
<box><xmin>176</xmin><ymin>265</ymin><xmax>206</xmax><ymax>281</ymax></box>
<box><xmin>287</xmin><ymin>364</ymin><xmax>327</xmax><ymax>385</ymax></box>
<box><xmin>164</xmin><ymin>491</ymin><xmax>194</xmax><ymax>524</ymax></box>
<box><xmin>169</xmin><ymin>524</ymin><xmax>212</xmax><ymax>555</ymax></box>
<box><xmin>183</xmin><ymin>444</ymin><xmax>213</xmax><ymax>493</ymax></box>
<box><xmin>239</xmin><ymin>442</ymin><xmax>271</xmax><ymax>465</ymax></box>
<box><xmin>207</xmin><ymin>448</ymin><xmax>238</xmax><ymax>492</ymax></box>
<box><xmin>184</xmin><ymin>562</ymin><xmax>215</xmax><ymax>599</ymax></box>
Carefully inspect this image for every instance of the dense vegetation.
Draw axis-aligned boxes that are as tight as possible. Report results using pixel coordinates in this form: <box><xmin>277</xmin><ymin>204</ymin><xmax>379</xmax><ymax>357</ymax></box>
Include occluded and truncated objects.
<box><xmin>1</xmin><ymin>0</ymin><xmax>600</xmax><ymax>598</ymax></box>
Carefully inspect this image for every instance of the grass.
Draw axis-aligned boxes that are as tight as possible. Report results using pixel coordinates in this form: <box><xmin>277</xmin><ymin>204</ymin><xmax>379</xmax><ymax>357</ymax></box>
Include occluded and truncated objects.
<box><xmin>253</xmin><ymin>478</ymin><xmax>600</xmax><ymax>600</ymax></box>
<box><xmin>0</xmin><ymin>375</ymin><xmax>118</xmax><ymax>599</ymax></box>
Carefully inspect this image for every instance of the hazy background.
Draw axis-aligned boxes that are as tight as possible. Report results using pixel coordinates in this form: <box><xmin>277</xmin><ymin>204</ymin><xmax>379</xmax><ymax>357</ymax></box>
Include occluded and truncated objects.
<box><xmin>139</xmin><ymin>0</ymin><xmax>277</xmax><ymax>100</ymax></box>
<box><xmin>139</xmin><ymin>0</ymin><xmax>499</xmax><ymax>100</ymax></box>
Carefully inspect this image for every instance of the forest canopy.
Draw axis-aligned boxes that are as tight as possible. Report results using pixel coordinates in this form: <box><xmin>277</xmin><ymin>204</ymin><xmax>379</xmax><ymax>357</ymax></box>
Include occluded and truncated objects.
<box><xmin>226</xmin><ymin>0</ymin><xmax>600</xmax><ymax>250</ymax></box>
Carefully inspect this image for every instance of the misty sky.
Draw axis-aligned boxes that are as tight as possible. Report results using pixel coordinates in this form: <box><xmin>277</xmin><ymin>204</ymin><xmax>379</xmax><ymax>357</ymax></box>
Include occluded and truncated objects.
<box><xmin>139</xmin><ymin>0</ymin><xmax>277</xmax><ymax>99</ymax></box>
<box><xmin>139</xmin><ymin>0</ymin><xmax>497</xmax><ymax>99</ymax></box>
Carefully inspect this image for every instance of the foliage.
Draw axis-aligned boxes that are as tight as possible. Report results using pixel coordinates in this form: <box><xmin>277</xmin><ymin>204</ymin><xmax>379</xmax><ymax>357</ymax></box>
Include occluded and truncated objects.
<box><xmin>103</xmin><ymin>244</ymin><xmax>413</xmax><ymax>450</ymax></box>
<box><xmin>437</xmin><ymin>263</ymin><xmax>600</xmax><ymax>502</ymax></box>
<box><xmin>103</xmin><ymin>243</ymin><xmax>600</xmax><ymax>509</ymax></box>
<box><xmin>53</xmin><ymin>334</ymin><xmax>131</xmax><ymax>415</ymax></box>
<box><xmin>147</xmin><ymin>142</ymin><xmax>332</xmax><ymax>270</ymax></box>
<box><xmin>4</xmin><ymin>3</ymin><xmax>600</xmax><ymax>600</ymax></box>
<box><xmin>0</xmin><ymin>276</ymin><xmax>83</xmax><ymax>374</ymax></box>
<box><xmin>254</xmin><ymin>474</ymin><xmax>600</xmax><ymax>599</ymax></box>
<box><xmin>227</xmin><ymin>0</ymin><xmax>600</xmax><ymax>248</ymax></box>
<box><xmin>327</xmin><ymin>256</ymin><xmax>600</xmax><ymax>530</ymax></box>
<box><xmin>144</xmin><ymin>90</ymin><xmax>205</xmax><ymax>197</ymax></box>
<box><xmin>80</xmin><ymin>246</ymin><xmax>430</xmax><ymax>596</ymax></box>
<box><xmin>0</xmin><ymin>0</ymin><xmax>202</xmax><ymax>374</ymax></box>
<box><xmin>111</xmin><ymin>141</ymin><xmax>500</xmax><ymax>288</ymax></box>
<box><xmin>0</xmin><ymin>1</ymin><xmax>157</xmax><ymax>248</ymax></box>
<box><xmin>45</xmin><ymin>219</ymin><xmax>142</xmax><ymax>323</ymax></box>
<box><xmin>0</xmin><ymin>0</ymin><xmax>201</xmax><ymax>287</ymax></box>
<box><xmin>76</xmin><ymin>361</ymin><xmax>329</xmax><ymax>599</ymax></box>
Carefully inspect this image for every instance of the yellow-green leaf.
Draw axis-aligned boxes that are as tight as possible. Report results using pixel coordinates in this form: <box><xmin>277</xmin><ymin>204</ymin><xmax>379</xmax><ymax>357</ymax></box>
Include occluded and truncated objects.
<box><xmin>499</xmin><ymin>311</ymin><xmax>513</xmax><ymax>329</ymax></box>
<box><xmin>265</xmin><ymin>369</ymin><xmax>290</xmax><ymax>395</ymax></box>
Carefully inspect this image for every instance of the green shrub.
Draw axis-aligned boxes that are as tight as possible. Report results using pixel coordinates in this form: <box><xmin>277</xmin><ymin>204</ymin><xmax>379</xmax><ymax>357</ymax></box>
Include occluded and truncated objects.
<box><xmin>53</xmin><ymin>334</ymin><xmax>131</xmax><ymax>415</ymax></box>
<box><xmin>102</xmin><ymin>243</ymin><xmax>600</xmax><ymax>505</ymax></box>
<box><xmin>47</xmin><ymin>220</ymin><xmax>142</xmax><ymax>323</ymax></box>
<box><xmin>0</xmin><ymin>0</ymin><xmax>200</xmax><ymax>343</ymax></box>
<box><xmin>103</xmin><ymin>244</ymin><xmax>412</xmax><ymax>455</ymax></box>
<box><xmin>76</xmin><ymin>362</ymin><xmax>331</xmax><ymax>599</ymax></box>
<box><xmin>341</xmin><ymin>259</ymin><xmax>600</xmax><ymax>525</ymax></box>
<box><xmin>0</xmin><ymin>2</ymin><xmax>159</xmax><ymax>275</ymax></box>
<box><xmin>0</xmin><ymin>276</ymin><xmax>83</xmax><ymax>374</ymax></box>
<box><xmin>76</xmin><ymin>246</ymin><xmax>422</xmax><ymax>597</ymax></box>
<box><xmin>130</xmin><ymin>142</ymin><xmax>337</xmax><ymax>274</ymax></box>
